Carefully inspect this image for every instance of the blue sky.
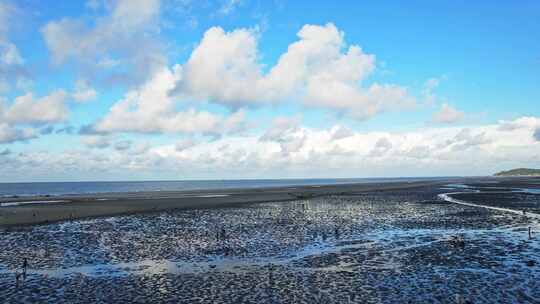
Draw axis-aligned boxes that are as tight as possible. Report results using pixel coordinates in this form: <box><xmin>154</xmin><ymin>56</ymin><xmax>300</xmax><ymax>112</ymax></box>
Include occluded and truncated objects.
<box><xmin>0</xmin><ymin>0</ymin><xmax>539</xmax><ymax>181</ymax></box>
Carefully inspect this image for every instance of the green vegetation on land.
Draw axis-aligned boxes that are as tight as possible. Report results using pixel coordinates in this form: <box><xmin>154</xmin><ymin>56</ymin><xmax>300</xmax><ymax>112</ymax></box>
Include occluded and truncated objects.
<box><xmin>494</xmin><ymin>168</ymin><xmax>540</xmax><ymax>176</ymax></box>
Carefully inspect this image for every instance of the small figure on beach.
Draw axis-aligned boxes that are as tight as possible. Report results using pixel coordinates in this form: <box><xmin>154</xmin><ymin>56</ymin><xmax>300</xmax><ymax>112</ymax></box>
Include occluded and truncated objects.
<box><xmin>22</xmin><ymin>258</ymin><xmax>28</xmax><ymax>279</ymax></box>
<box><xmin>334</xmin><ymin>227</ymin><xmax>340</xmax><ymax>239</ymax></box>
<box><xmin>221</xmin><ymin>228</ymin><xmax>226</xmax><ymax>240</ymax></box>
<box><xmin>15</xmin><ymin>272</ymin><xmax>20</xmax><ymax>288</ymax></box>
<box><xmin>529</xmin><ymin>227</ymin><xmax>532</xmax><ymax>239</ymax></box>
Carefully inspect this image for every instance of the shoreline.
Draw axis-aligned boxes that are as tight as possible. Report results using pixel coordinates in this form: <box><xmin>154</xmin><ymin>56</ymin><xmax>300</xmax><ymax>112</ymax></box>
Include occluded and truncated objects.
<box><xmin>0</xmin><ymin>179</ymin><xmax>459</xmax><ymax>227</ymax></box>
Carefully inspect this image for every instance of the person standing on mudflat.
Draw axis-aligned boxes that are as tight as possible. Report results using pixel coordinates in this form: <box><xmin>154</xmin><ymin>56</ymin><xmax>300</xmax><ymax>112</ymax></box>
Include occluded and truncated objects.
<box><xmin>22</xmin><ymin>258</ymin><xmax>28</xmax><ymax>279</ymax></box>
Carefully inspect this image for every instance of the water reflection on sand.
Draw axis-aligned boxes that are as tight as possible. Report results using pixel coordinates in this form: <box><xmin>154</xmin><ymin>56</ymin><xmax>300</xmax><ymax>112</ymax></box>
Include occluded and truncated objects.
<box><xmin>1</xmin><ymin>181</ymin><xmax>540</xmax><ymax>303</ymax></box>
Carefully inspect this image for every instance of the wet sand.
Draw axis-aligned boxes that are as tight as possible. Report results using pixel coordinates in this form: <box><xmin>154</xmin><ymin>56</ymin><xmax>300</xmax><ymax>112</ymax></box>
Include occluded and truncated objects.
<box><xmin>0</xmin><ymin>179</ymin><xmax>457</xmax><ymax>227</ymax></box>
<box><xmin>1</xmin><ymin>177</ymin><xmax>539</xmax><ymax>303</ymax></box>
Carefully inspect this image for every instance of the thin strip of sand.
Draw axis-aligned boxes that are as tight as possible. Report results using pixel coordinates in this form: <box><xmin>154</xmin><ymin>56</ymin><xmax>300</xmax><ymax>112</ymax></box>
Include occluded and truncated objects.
<box><xmin>0</xmin><ymin>179</ymin><xmax>457</xmax><ymax>227</ymax></box>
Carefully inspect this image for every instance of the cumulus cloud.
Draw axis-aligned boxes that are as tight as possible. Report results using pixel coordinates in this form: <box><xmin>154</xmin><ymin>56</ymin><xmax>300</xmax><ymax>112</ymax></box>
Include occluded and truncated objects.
<box><xmin>432</xmin><ymin>103</ymin><xmax>465</xmax><ymax>124</ymax></box>
<box><xmin>448</xmin><ymin>129</ymin><xmax>491</xmax><ymax>151</ymax></box>
<box><xmin>146</xmin><ymin>116</ymin><xmax>540</xmax><ymax>177</ymax></box>
<box><xmin>260</xmin><ymin>116</ymin><xmax>301</xmax><ymax>142</ymax></box>
<box><xmin>4</xmin><ymin>116</ymin><xmax>540</xmax><ymax>180</ymax></box>
<box><xmin>88</xmin><ymin>23</ymin><xmax>417</xmax><ymax>137</ymax></box>
<box><xmin>0</xmin><ymin>90</ymin><xmax>69</xmax><ymax>144</ymax></box>
<box><xmin>0</xmin><ymin>123</ymin><xmax>35</xmax><ymax>143</ymax></box>
<box><xmin>498</xmin><ymin>116</ymin><xmax>540</xmax><ymax>131</ymax></box>
<box><xmin>93</xmin><ymin>66</ymin><xmax>247</xmax><ymax>135</ymax></box>
<box><xmin>369</xmin><ymin>137</ymin><xmax>392</xmax><ymax>157</ymax></box>
<box><xmin>329</xmin><ymin>125</ymin><xmax>354</xmax><ymax>141</ymax></box>
<box><xmin>0</xmin><ymin>90</ymin><xmax>68</xmax><ymax>125</ymax></box>
<box><xmin>173</xmin><ymin>23</ymin><xmax>415</xmax><ymax>119</ymax></box>
<box><xmin>41</xmin><ymin>0</ymin><xmax>164</xmax><ymax>86</ymax></box>
<box><xmin>259</xmin><ymin>117</ymin><xmax>309</xmax><ymax>155</ymax></box>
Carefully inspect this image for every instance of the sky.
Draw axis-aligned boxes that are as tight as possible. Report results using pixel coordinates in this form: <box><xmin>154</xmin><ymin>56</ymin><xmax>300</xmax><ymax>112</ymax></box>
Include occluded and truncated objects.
<box><xmin>0</xmin><ymin>0</ymin><xmax>539</xmax><ymax>182</ymax></box>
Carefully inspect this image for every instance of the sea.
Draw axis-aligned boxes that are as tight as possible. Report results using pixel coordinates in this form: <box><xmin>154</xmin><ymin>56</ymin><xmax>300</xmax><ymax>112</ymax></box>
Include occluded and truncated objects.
<box><xmin>0</xmin><ymin>177</ymin><xmax>449</xmax><ymax>197</ymax></box>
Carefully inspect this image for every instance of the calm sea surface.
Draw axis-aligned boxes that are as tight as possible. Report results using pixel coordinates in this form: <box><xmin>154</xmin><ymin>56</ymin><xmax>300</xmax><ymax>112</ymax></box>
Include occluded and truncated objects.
<box><xmin>0</xmin><ymin>177</ymin><xmax>449</xmax><ymax>197</ymax></box>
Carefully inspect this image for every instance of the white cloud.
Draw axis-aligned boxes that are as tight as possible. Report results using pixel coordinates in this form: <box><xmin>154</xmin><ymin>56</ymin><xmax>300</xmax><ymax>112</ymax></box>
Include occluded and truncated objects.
<box><xmin>329</xmin><ymin>125</ymin><xmax>354</xmax><ymax>141</ymax></box>
<box><xmin>94</xmin><ymin>66</ymin><xmax>247</xmax><ymax>135</ymax></box>
<box><xmin>219</xmin><ymin>0</ymin><xmax>241</xmax><ymax>15</ymax></box>
<box><xmin>0</xmin><ymin>123</ymin><xmax>35</xmax><ymax>143</ymax></box>
<box><xmin>432</xmin><ymin>103</ymin><xmax>465</xmax><ymax>124</ymax></box>
<box><xmin>130</xmin><ymin>142</ymin><xmax>151</xmax><ymax>155</ymax></box>
<box><xmin>260</xmin><ymin>116</ymin><xmax>301</xmax><ymax>142</ymax></box>
<box><xmin>173</xmin><ymin>23</ymin><xmax>415</xmax><ymax>119</ymax></box>
<box><xmin>0</xmin><ymin>89</ymin><xmax>68</xmax><ymax>144</ymax></box>
<box><xmin>114</xmin><ymin>140</ymin><xmax>132</xmax><ymax>151</ymax></box>
<box><xmin>145</xmin><ymin>116</ymin><xmax>540</xmax><ymax>177</ymax></box>
<box><xmin>0</xmin><ymin>41</ymin><xmax>22</xmax><ymax>65</ymax></box>
<box><xmin>498</xmin><ymin>116</ymin><xmax>540</xmax><ymax>131</ymax></box>
<box><xmin>82</xmin><ymin>135</ymin><xmax>110</xmax><ymax>149</ymax></box>
<box><xmin>175</xmin><ymin>138</ymin><xmax>196</xmax><ymax>151</ymax></box>
<box><xmin>422</xmin><ymin>77</ymin><xmax>442</xmax><ymax>104</ymax></box>
<box><xmin>0</xmin><ymin>1</ymin><xmax>30</xmax><ymax>92</ymax></box>
<box><xmin>1</xmin><ymin>90</ymin><xmax>68</xmax><ymax>125</ymax></box>
<box><xmin>85</xmin><ymin>0</ymin><xmax>102</xmax><ymax>10</ymax></box>
<box><xmin>86</xmin><ymin>23</ymin><xmax>418</xmax><ymax>137</ymax></box>
<box><xmin>41</xmin><ymin>0</ymin><xmax>164</xmax><ymax>85</ymax></box>
<box><xmin>448</xmin><ymin>129</ymin><xmax>491</xmax><ymax>151</ymax></box>
<box><xmin>4</xmin><ymin>116</ymin><xmax>540</xmax><ymax>180</ymax></box>
<box><xmin>177</xmin><ymin>26</ymin><xmax>265</xmax><ymax>107</ymax></box>
<box><xmin>258</xmin><ymin>117</ymin><xmax>310</xmax><ymax>155</ymax></box>
<box><xmin>369</xmin><ymin>137</ymin><xmax>392</xmax><ymax>157</ymax></box>
<box><xmin>72</xmin><ymin>79</ymin><xmax>98</xmax><ymax>102</ymax></box>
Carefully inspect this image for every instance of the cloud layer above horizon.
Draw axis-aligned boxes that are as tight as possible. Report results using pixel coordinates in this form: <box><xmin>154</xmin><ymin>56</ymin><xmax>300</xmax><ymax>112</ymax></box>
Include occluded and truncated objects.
<box><xmin>0</xmin><ymin>0</ymin><xmax>539</xmax><ymax>181</ymax></box>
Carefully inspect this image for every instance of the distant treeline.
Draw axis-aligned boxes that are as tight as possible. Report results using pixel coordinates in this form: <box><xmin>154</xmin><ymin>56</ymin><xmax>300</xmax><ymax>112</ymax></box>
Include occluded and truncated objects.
<box><xmin>494</xmin><ymin>168</ymin><xmax>540</xmax><ymax>176</ymax></box>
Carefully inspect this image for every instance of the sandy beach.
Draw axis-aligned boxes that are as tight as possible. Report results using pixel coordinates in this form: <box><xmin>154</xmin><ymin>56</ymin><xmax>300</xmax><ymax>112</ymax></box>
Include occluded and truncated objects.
<box><xmin>1</xmin><ymin>177</ymin><xmax>539</xmax><ymax>303</ymax></box>
<box><xmin>0</xmin><ymin>179</ymin><xmax>457</xmax><ymax>227</ymax></box>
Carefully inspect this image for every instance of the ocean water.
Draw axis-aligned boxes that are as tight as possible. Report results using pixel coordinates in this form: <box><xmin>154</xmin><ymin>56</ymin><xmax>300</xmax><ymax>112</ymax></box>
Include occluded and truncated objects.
<box><xmin>0</xmin><ymin>177</ymin><xmax>447</xmax><ymax>197</ymax></box>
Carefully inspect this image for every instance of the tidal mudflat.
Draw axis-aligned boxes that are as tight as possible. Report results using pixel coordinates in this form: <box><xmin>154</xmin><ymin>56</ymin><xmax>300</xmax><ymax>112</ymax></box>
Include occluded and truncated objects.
<box><xmin>1</xmin><ymin>179</ymin><xmax>539</xmax><ymax>303</ymax></box>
